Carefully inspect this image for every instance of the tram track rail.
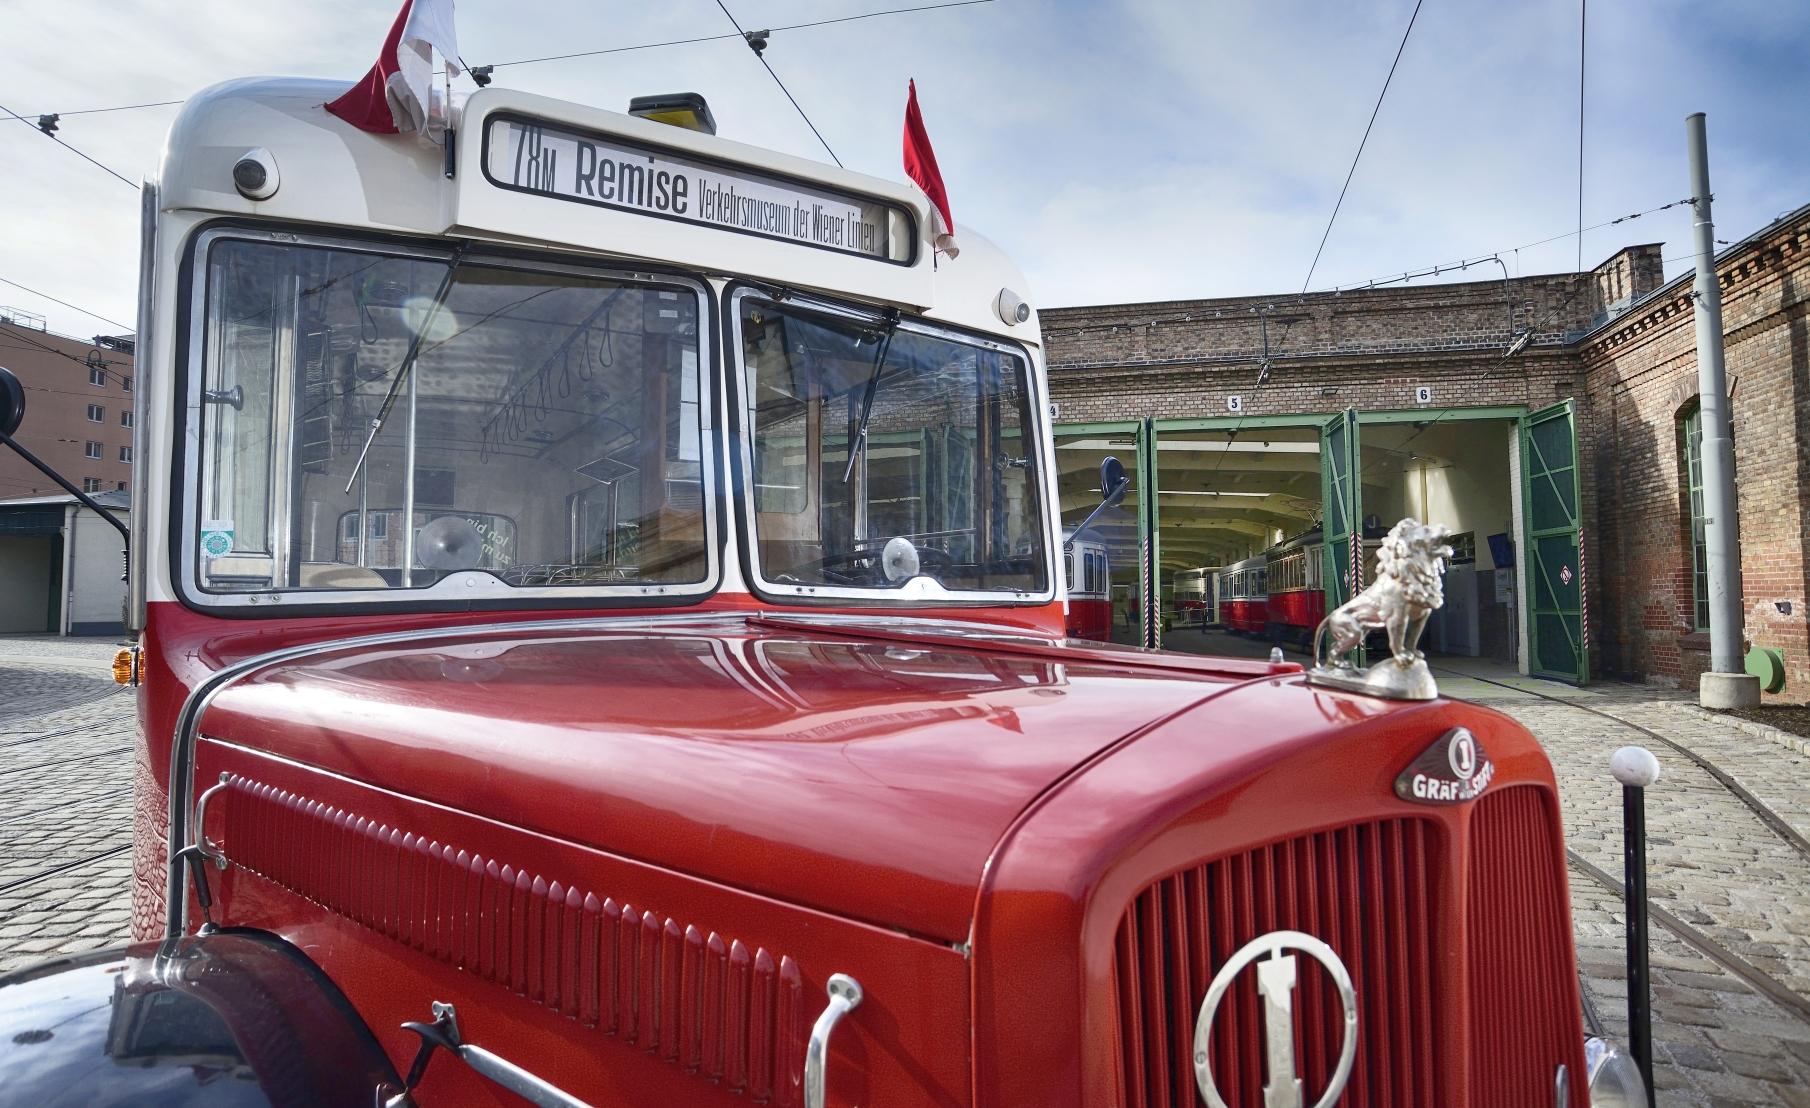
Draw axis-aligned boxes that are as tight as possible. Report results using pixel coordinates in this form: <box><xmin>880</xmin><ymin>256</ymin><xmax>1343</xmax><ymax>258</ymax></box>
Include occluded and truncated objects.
<box><xmin>0</xmin><ymin>787</ymin><xmax>132</xmax><ymax>828</ymax></box>
<box><xmin>0</xmin><ymin>713</ymin><xmax>133</xmax><ymax>749</ymax></box>
<box><xmin>0</xmin><ymin>844</ymin><xmax>131</xmax><ymax>899</ymax></box>
<box><xmin>0</xmin><ymin>747</ymin><xmax>131</xmax><ymax>778</ymax></box>
<box><xmin>1432</xmin><ymin>665</ymin><xmax>1810</xmax><ymax>1025</ymax></box>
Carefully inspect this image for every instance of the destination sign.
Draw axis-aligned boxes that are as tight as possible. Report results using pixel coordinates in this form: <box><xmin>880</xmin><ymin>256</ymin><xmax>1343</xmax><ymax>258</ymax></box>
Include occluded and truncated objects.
<box><xmin>485</xmin><ymin>116</ymin><xmax>911</xmax><ymax>263</ymax></box>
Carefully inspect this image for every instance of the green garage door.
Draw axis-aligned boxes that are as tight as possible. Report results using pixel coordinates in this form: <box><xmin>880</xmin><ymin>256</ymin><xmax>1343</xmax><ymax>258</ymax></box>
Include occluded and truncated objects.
<box><xmin>1521</xmin><ymin>400</ymin><xmax>1587</xmax><ymax>684</ymax></box>
<box><xmin>1320</xmin><ymin>408</ymin><xmax>1361</xmax><ymax>665</ymax></box>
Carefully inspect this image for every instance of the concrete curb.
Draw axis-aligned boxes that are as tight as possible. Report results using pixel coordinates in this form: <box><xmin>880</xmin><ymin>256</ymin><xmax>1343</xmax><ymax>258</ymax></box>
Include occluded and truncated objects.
<box><xmin>1656</xmin><ymin>699</ymin><xmax>1810</xmax><ymax>755</ymax></box>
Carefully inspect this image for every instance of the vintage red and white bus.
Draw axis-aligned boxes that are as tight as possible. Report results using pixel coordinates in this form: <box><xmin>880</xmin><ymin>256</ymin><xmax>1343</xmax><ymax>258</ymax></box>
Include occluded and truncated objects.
<box><xmin>1171</xmin><ymin>565</ymin><xmax>1217</xmax><ymax>627</ymax></box>
<box><xmin>1062</xmin><ymin>527</ymin><xmax>1111</xmax><ymax>641</ymax></box>
<box><xmin>0</xmin><ymin>75</ymin><xmax>1629</xmax><ymax>1108</ymax></box>
<box><xmin>1215</xmin><ymin>554</ymin><xmax>1268</xmax><ymax>634</ymax></box>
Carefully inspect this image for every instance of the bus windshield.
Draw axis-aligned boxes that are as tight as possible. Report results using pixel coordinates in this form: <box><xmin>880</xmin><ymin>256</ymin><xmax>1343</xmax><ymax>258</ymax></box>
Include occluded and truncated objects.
<box><xmin>739</xmin><ymin>293</ymin><xmax>1047</xmax><ymax>596</ymax></box>
<box><xmin>190</xmin><ymin>235</ymin><xmax>708</xmax><ymax>597</ymax></box>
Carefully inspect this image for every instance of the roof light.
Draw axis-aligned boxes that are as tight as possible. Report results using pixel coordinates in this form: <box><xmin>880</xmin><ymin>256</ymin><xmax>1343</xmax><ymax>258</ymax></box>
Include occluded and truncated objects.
<box><xmin>628</xmin><ymin>93</ymin><xmax>717</xmax><ymax>136</ymax></box>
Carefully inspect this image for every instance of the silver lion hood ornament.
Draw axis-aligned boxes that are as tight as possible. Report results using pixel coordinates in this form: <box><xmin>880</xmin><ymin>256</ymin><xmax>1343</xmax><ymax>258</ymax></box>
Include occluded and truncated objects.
<box><xmin>1307</xmin><ymin>518</ymin><xmax>1454</xmax><ymax>701</ymax></box>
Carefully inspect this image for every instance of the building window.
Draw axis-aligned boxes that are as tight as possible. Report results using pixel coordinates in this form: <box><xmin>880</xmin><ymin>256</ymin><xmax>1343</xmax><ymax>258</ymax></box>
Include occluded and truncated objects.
<box><xmin>85</xmin><ymin>441</ymin><xmax>102</xmax><ymax>459</ymax></box>
<box><xmin>119</xmin><ymin>445</ymin><xmax>132</xmax><ymax>463</ymax></box>
<box><xmin>1684</xmin><ymin>406</ymin><xmax>1709</xmax><ymax>631</ymax></box>
<box><xmin>121</xmin><ymin>410</ymin><xmax>133</xmax><ymax>428</ymax></box>
<box><xmin>89</xmin><ymin>367</ymin><xmax>106</xmax><ymax>387</ymax></box>
<box><xmin>83</xmin><ymin>477</ymin><xmax>102</xmax><ymax>493</ymax></box>
<box><xmin>117</xmin><ymin>481</ymin><xmax>128</xmax><ymax>491</ymax></box>
<box><xmin>122</xmin><ymin>375</ymin><xmax>132</xmax><ymax>392</ymax></box>
<box><xmin>86</xmin><ymin>404</ymin><xmax>104</xmax><ymax>422</ymax></box>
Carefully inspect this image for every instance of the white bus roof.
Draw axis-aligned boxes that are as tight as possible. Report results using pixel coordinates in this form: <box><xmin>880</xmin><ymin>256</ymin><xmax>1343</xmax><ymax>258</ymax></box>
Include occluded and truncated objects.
<box><xmin>157</xmin><ymin>77</ymin><xmax>1038</xmax><ymax>345</ymax></box>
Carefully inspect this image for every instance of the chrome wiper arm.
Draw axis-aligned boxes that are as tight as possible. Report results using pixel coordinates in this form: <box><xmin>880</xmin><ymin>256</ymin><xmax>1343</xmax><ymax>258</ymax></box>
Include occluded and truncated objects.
<box><xmin>841</xmin><ymin>306</ymin><xmax>900</xmax><ymax>484</ymax></box>
<box><xmin>344</xmin><ymin>248</ymin><xmax>466</xmax><ymax>493</ymax></box>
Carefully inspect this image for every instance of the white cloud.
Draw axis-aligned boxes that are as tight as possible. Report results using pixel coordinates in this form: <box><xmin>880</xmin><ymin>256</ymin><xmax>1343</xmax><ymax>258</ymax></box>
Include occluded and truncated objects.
<box><xmin>0</xmin><ymin>0</ymin><xmax>1804</xmax><ymax>337</ymax></box>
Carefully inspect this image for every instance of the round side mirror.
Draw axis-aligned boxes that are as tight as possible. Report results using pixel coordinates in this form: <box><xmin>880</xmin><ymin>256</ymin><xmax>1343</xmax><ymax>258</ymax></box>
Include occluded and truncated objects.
<box><xmin>1099</xmin><ymin>456</ymin><xmax>1128</xmax><ymax>507</ymax></box>
<box><xmin>0</xmin><ymin>365</ymin><xmax>25</xmax><ymax>437</ymax></box>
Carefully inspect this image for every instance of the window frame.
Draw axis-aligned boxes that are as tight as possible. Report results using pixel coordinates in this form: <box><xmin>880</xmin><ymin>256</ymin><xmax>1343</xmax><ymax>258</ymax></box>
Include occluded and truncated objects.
<box><xmin>85</xmin><ymin>441</ymin><xmax>102</xmax><ymax>459</ymax></box>
<box><xmin>171</xmin><ymin>222</ymin><xmax>725</xmax><ymax>617</ymax></box>
<box><xmin>1683</xmin><ymin>404</ymin><xmax>1709</xmax><ymax>632</ymax></box>
<box><xmin>86</xmin><ymin>404</ymin><xmax>104</xmax><ymax>423</ymax></box>
<box><xmin>726</xmin><ymin>283</ymin><xmax>1056</xmax><ymax>609</ymax></box>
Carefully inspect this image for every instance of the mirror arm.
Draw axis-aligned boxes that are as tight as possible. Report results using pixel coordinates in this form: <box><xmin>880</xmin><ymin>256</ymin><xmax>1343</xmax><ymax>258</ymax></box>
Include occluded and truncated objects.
<box><xmin>0</xmin><ymin>427</ymin><xmax>130</xmax><ymax>546</ymax></box>
<box><xmin>1066</xmin><ymin>476</ymin><xmax>1130</xmax><ymax>549</ymax></box>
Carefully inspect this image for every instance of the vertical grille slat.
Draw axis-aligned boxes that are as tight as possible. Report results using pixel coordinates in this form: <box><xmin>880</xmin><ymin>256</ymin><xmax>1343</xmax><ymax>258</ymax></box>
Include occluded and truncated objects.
<box><xmin>1468</xmin><ymin>786</ymin><xmax>1585</xmax><ymax>1108</ymax></box>
<box><xmin>1113</xmin><ymin>820</ymin><xmax>1441</xmax><ymax>1108</ymax></box>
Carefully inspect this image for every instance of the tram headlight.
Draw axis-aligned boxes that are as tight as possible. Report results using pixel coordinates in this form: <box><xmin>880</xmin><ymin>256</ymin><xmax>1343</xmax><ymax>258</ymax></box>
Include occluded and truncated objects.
<box><xmin>232</xmin><ymin>148</ymin><xmax>279</xmax><ymax>200</ymax></box>
<box><xmin>995</xmin><ymin>287</ymin><xmax>1030</xmax><ymax>327</ymax></box>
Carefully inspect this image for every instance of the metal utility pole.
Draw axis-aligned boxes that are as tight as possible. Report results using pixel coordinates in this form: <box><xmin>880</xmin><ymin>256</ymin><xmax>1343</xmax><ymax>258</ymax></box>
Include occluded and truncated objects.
<box><xmin>1686</xmin><ymin>113</ymin><xmax>1759</xmax><ymax>708</ymax></box>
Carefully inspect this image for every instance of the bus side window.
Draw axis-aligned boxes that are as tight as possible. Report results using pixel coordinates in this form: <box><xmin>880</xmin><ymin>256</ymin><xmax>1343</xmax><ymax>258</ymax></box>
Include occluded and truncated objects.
<box><xmin>1065</xmin><ymin>552</ymin><xmax>1074</xmax><ymax>592</ymax></box>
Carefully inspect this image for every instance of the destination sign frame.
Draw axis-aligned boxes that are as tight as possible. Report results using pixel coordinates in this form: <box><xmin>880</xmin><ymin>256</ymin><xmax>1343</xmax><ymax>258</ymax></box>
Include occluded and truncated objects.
<box><xmin>481</xmin><ymin>113</ymin><xmax>916</xmax><ymax>266</ymax></box>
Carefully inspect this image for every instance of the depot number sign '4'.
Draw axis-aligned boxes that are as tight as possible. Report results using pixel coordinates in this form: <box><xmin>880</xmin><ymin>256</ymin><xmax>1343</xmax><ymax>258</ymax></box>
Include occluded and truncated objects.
<box><xmin>484</xmin><ymin>115</ymin><xmax>913</xmax><ymax>264</ymax></box>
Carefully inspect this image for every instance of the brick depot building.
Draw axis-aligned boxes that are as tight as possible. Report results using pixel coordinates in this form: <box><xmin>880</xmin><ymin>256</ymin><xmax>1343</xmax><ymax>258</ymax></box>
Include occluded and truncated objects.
<box><xmin>1040</xmin><ymin>201</ymin><xmax>1810</xmax><ymax>698</ymax></box>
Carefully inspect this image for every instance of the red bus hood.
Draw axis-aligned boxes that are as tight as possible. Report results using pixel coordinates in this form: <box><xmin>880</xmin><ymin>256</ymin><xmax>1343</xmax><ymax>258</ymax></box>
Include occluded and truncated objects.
<box><xmin>200</xmin><ymin>616</ymin><xmax>1280</xmax><ymax>943</ymax></box>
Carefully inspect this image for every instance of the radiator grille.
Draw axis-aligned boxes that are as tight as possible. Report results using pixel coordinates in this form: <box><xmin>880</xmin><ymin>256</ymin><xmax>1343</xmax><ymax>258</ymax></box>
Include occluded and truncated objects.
<box><xmin>219</xmin><ymin>775</ymin><xmax>806</xmax><ymax>1105</ymax></box>
<box><xmin>1467</xmin><ymin>785</ymin><xmax>1584</xmax><ymax>1106</ymax></box>
<box><xmin>1113</xmin><ymin>819</ymin><xmax>1440</xmax><ymax>1108</ymax></box>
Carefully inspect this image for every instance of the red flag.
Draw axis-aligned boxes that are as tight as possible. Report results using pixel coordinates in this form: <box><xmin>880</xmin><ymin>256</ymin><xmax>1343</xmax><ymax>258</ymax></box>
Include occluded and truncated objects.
<box><xmin>326</xmin><ymin>0</ymin><xmax>413</xmax><ymax>134</ymax></box>
<box><xmin>326</xmin><ymin>0</ymin><xmax>462</xmax><ymax>137</ymax></box>
<box><xmin>903</xmin><ymin>80</ymin><xmax>958</xmax><ymax>259</ymax></box>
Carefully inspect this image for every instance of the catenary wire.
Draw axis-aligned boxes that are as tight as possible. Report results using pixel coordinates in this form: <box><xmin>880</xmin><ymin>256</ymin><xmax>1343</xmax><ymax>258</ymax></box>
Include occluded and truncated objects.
<box><xmin>0</xmin><ymin>276</ymin><xmax>134</xmax><ymax>333</ymax></box>
<box><xmin>41</xmin><ymin>100</ymin><xmax>182</xmax><ymax>117</ymax></box>
<box><xmin>1300</xmin><ymin>0</ymin><xmax>1426</xmax><ymax>294</ymax></box>
<box><xmin>712</xmin><ymin>0</ymin><xmax>843</xmax><ymax>168</ymax></box>
<box><xmin>0</xmin><ymin>330</ymin><xmax>136</xmax><ymax>391</ymax></box>
<box><xmin>0</xmin><ymin>100</ymin><xmax>136</xmax><ymax>188</ymax></box>
<box><xmin>486</xmin><ymin>0</ymin><xmax>996</xmax><ymax>68</ymax></box>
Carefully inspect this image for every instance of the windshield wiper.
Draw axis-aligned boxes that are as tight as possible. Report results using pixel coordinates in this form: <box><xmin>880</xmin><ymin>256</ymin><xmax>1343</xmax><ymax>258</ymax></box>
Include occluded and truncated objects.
<box><xmin>344</xmin><ymin>246</ymin><xmax>467</xmax><ymax>493</ymax></box>
<box><xmin>841</xmin><ymin>306</ymin><xmax>901</xmax><ymax>484</ymax></box>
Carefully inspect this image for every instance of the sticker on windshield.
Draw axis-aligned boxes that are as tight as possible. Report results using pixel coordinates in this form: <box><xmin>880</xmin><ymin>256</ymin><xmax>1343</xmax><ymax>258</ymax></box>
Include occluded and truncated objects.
<box><xmin>201</xmin><ymin>520</ymin><xmax>233</xmax><ymax>559</ymax></box>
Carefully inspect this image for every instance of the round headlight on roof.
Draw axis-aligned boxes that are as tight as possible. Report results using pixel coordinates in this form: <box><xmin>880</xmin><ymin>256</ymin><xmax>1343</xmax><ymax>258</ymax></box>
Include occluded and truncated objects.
<box><xmin>995</xmin><ymin>288</ymin><xmax>1030</xmax><ymax>326</ymax></box>
<box><xmin>232</xmin><ymin>148</ymin><xmax>279</xmax><ymax>200</ymax></box>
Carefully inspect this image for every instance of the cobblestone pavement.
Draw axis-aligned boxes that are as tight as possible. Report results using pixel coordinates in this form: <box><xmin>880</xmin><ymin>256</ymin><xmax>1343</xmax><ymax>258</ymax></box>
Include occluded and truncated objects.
<box><xmin>6</xmin><ymin>641</ymin><xmax>1810</xmax><ymax>1102</ymax></box>
<box><xmin>1437</xmin><ymin>657</ymin><xmax>1810</xmax><ymax>1107</ymax></box>
<box><xmin>0</xmin><ymin>636</ymin><xmax>135</xmax><ymax>975</ymax></box>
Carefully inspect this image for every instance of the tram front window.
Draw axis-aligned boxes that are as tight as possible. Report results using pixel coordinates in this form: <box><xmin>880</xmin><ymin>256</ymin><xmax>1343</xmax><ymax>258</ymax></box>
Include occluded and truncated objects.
<box><xmin>739</xmin><ymin>295</ymin><xmax>1047</xmax><ymax>595</ymax></box>
<box><xmin>192</xmin><ymin>237</ymin><xmax>707</xmax><ymax>595</ymax></box>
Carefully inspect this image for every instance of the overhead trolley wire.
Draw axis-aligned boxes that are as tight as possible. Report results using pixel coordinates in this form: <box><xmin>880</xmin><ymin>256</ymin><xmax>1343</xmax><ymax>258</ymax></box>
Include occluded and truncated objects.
<box><xmin>0</xmin><ymin>99</ymin><xmax>137</xmax><ymax>188</ymax></box>
<box><xmin>0</xmin><ymin>276</ymin><xmax>134</xmax><ymax>333</ymax></box>
<box><xmin>484</xmin><ymin>0</ymin><xmax>997</xmax><ymax>69</ymax></box>
<box><xmin>1299</xmin><ymin>0</ymin><xmax>1426</xmax><ymax>294</ymax></box>
<box><xmin>711</xmin><ymin>0</ymin><xmax>844</xmax><ymax>168</ymax></box>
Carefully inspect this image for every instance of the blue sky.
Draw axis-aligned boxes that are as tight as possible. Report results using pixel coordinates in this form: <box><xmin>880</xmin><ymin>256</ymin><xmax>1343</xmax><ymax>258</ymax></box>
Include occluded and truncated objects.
<box><xmin>2</xmin><ymin>0</ymin><xmax>1806</xmax><ymax>337</ymax></box>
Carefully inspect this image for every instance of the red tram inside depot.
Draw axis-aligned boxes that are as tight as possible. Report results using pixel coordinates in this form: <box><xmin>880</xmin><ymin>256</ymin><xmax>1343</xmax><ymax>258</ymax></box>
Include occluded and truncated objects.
<box><xmin>1264</xmin><ymin>527</ymin><xmax>1328</xmax><ymax>650</ymax></box>
<box><xmin>1215</xmin><ymin>555</ymin><xmax>1267</xmax><ymax>633</ymax></box>
<box><xmin>1215</xmin><ymin>526</ymin><xmax>1385</xmax><ymax>649</ymax></box>
<box><xmin>1062</xmin><ymin>528</ymin><xmax>1112</xmax><ymax>641</ymax></box>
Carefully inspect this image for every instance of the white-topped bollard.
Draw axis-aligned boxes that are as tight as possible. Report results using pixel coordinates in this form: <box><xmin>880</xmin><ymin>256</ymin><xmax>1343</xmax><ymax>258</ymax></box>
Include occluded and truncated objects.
<box><xmin>1610</xmin><ymin>745</ymin><xmax>1662</xmax><ymax>788</ymax></box>
<box><xmin>1610</xmin><ymin>745</ymin><xmax>1660</xmax><ymax>1107</ymax></box>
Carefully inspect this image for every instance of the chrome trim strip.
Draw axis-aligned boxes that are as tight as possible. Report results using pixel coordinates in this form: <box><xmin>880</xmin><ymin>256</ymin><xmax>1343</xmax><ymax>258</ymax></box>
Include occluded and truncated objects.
<box><xmin>804</xmin><ymin>973</ymin><xmax>863</xmax><ymax>1108</ymax></box>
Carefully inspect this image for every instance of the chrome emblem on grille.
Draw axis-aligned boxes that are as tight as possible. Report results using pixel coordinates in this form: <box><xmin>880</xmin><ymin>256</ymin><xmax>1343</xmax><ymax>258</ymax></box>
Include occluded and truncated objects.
<box><xmin>1193</xmin><ymin>930</ymin><xmax>1358</xmax><ymax>1108</ymax></box>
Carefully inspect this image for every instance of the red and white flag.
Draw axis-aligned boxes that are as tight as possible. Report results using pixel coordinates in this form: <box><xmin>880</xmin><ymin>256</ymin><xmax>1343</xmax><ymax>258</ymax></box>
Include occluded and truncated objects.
<box><xmin>903</xmin><ymin>80</ymin><xmax>958</xmax><ymax>259</ymax></box>
<box><xmin>326</xmin><ymin>0</ymin><xmax>463</xmax><ymax>140</ymax></box>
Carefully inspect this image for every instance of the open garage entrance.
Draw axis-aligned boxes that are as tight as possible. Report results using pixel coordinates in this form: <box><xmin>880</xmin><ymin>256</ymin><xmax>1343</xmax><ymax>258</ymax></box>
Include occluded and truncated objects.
<box><xmin>1151</xmin><ymin>420</ymin><xmax>1323</xmax><ymax>660</ymax></box>
<box><xmin>1053</xmin><ymin>422</ymin><xmax>1144</xmax><ymax>645</ymax></box>
<box><xmin>1055</xmin><ymin>403</ymin><xmax>1585</xmax><ymax>683</ymax></box>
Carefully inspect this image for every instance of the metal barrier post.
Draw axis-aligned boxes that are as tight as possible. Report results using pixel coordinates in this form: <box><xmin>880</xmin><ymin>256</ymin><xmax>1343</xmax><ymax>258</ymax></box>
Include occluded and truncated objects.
<box><xmin>1611</xmin><ymin>745</ymin><xmax>1661</xmax><ymax>1107</ymax></box>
